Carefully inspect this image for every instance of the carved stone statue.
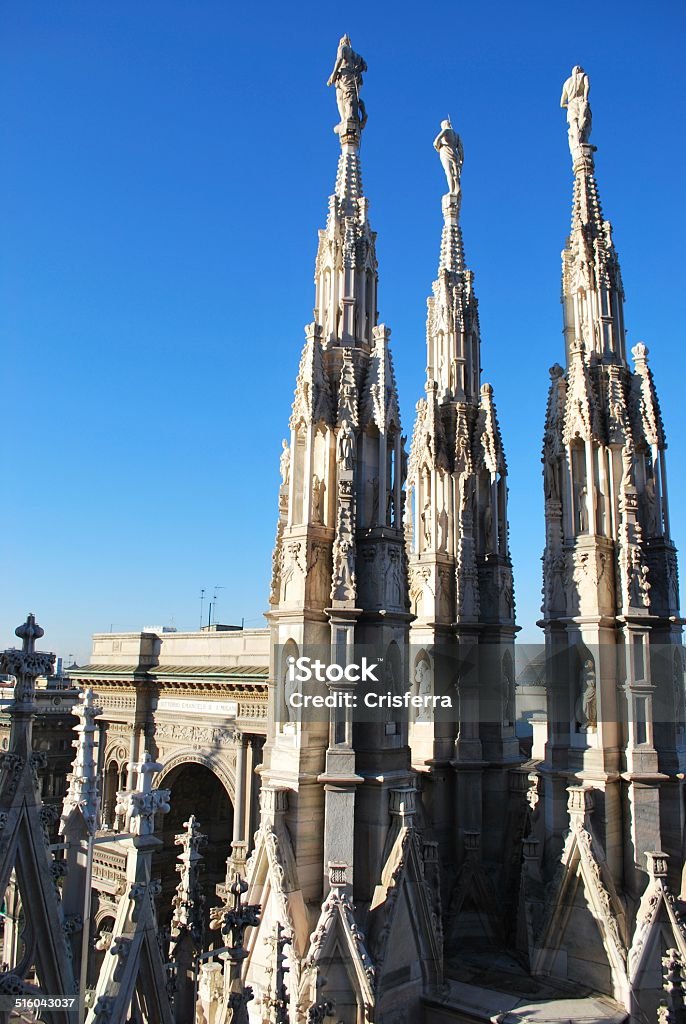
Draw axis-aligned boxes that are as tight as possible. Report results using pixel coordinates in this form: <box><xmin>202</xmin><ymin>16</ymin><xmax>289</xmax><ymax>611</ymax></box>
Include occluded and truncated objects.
<box><xmin>333</xmin><ymin>537</ymin><xmax>356</xmax><ymax>600</ymax></box>
<box><xmin>414</xmin><ymin>657</ymin><xmax>432</xmax><ymax>722</ymax></box>
<box><xmin>438</xmin><ymin>508</ymin><xmax>448</xmax><ymax>552</ymax></box>
<box><xmin>560</xmin><ymin>66</ymin><xmax>592</xmax><ymax>158</ymax></box>
<box><xmin>279</xmin><ymin>439</ymin><xmax>290</xmax><ymax>486</ymax></box>
<box><xmin>544</xmin><ymin>454</ymin><xmax>559</xmax><ymax>502</ymax></box>
<box><xmin>433</xmin><ymin>118</ymin><xmax>464</xmax><ymax>197</ymax></box>
<box><xmin>311</xmin><ymin>476</ymin><xmax>324</xmax><ymax>523</ymax></box>
<box><xmin>421</xmin><ymin>498</ymin><xmax>432</xmax><ymax>548</ymax></box>
<box><xmin>327</xmin><ymin>35</ymin><xmax>367</xmax><ymax>128</ymax></box>
<box><xmin>370</xmin><ymin>476</ymin><xmax>379</xmax><ymax>522</ymax></box>
<box><xmin>621</xmin><ymin>445</ymin><xmax>635</xmax><ymax>490</ymax></box>
<box><xmin>575</xmin><ymin>658</ymin><xmax>597</xmax><ymax>731</ymax></box>
<box><xmin>644</xmin><ymin>474</ymin><xmax>658</xmax><ymax>536</ymax></box>
<box><xmin>577</xmin><ymin>485</ymin><xmax>589</xmax><ymax>533</ymax></box>
<box><xmin>483</xmin><ymin>502</ymin><xmax>494</xmax><ymax>553</ymax></box>
<box><xmin>337</xmin><ymin>420</ymin><xmax>355</xmax><ymax>470</ymax></box>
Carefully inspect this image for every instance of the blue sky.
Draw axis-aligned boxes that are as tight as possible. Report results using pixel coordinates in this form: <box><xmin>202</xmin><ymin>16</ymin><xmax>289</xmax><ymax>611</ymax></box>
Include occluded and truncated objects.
<box><xmin>1</xmin><ymin>1</ymin><xmax>684</xmax><ymax>662</ymax></box>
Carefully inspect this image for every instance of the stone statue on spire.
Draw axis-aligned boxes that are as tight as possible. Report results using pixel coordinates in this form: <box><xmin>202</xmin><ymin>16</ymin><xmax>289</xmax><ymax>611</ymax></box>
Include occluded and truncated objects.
<box><xmin>433</xmin><ymin>118</ymin><xmax>464</xmax><ymax>199</ymax></box>
<box><xmin>327</xmin><ymin>35</ymin><xmax>367</xmax><ymax>130</ymax></box>
<box><xmin>560</xmin><ymin>65</ymin><xmax>592</xmax><ymax>159</ymax></box>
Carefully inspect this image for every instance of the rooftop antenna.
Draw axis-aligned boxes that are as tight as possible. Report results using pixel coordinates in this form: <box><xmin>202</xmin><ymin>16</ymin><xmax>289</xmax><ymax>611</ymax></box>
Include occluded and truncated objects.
<box><xmin>199</xmin><ymin>589</ymin><xmax>206</xmax><ymax>630</ymax></box>
<box><xmin>211</xmin><ymin>585</ymin><xmax>225</xmax><ymax>626</ymax></box>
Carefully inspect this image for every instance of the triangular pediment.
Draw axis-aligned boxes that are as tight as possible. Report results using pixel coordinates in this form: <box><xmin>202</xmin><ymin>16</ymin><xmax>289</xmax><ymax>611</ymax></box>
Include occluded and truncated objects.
<box><xmin>531</xmin><ymin>811</ymin><xmax>628</xmax><ymax>998</ymax></box>
<box><xmin>368</xmin><ymin>827</ymin><xmax>443</xmax><ymax>988</ymax></box>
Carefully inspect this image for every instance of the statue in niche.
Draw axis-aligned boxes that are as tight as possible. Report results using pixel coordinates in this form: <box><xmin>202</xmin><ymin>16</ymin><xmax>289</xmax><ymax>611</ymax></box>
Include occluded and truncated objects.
<box><xmin>433</xmin><ymin>118</ymin><xmax>464</xmax><ymax>198</ymax></box>
<box><xmin>502</xmin><ymin>663</ymin><xmax>514</xmax><ymax>727</ymax></box>
<box><xmin>575</xmin><ymin>658</ymin><xmax>597</xmax><ymax>732</ymax></box>
<box><xmin>502</xmin><ymin>578</ymin><xmax>514</xmax><ymax>619</ymax></box>
<box><xmin>628</xmin><ymin>549</ymin><xmax>650</xmax><ymax>608</ymax></box>
<box><xmin>543</xmin><ymin>454</ymin><xmax>559</xmax><ymax>502</ymax></box>
<box><xmin>595</xmin><ymin>488</ymin><xmax>606</xmax><ymax>536</ymax></box>
<box><xmin>370</xmin><ymin>476</ymin><xmax>379</xmax><ymax>522</ymax></box>
<box><xmin>560</xmin><ymin>66</ymin><xmax>592</xmax><ymax>157</ymax></box>
<box><xmin>548</xmin><ymin>557</ymin><xmax>565</xmax><ymax>613</ymax></box>
<box><xmin>438</xmin><ymin>508</ymin><xmax>448</xmax><ymax>551</ymax></box>
<box><xmin>483</xmin><ymin>501</ymin><xmax>494</xmax><ymax>553</ymax></box>
<box><xmin>334</xmin><ymin>537</ymin><xmax>356</xmax><ymax>600</ymax></box>
<box><xmin>327</xmin><ymin>35</ymin><xmax>367</xmax><ymax>128</ymax></box>
<box><xmin>421</xmin><ymin>498</ymin><xmax>432</xmax><ymax>548</ymax></box>
<box><xmin>311</xmin><ymin>476</ymin><xmax>324</xmax><ymax>523</ymax></box>
<box><xmin>644</xmin><ymin>475</ymin><xmax>658</xmax><ymax>536</ymax></box>
<box><xmin>449</xmin><ymin>359</ymin><xmax>457</xmax><ymax>394</ymax></box>
<box><xmin>577</xmin><ymin>485</ymin><xmax>589</xmax><ymax>533</ymax></box>
<box><xmin>414</xmin><ymin>658</ymin><xmax>432</xmax><ymax>722</ymax></box>
<box><xmin>621</xmin><ymin>445</ymin><xmax>635</xmax><ymax>490</ymax></box>
<box><xmin>385</xmin><ymin>549</ymin><xmax>402</xmax><ymax>607</ymax></box>
<box><xmin>284</xmin><ymin>662</ymin><xmax>298</xmax><ymax>723</ymax></box>
<box><xmin>279</xmin><ymin>439</ymin><xmax>290</xmax><ymax>486</ymax></box>
<box><xmin>337</xmin><ymin>420</ymin><xmax>355</xmax><ymax>470</ymax></box>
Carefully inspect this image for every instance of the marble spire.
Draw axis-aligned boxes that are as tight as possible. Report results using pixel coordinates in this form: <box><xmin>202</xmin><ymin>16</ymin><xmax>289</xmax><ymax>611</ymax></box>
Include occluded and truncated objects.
<box><xmin>531</xmin><ymin>70</ymin><xmax>684</xmax><ymax>1008</ymax></box>
<box><xmin>250</xmin><ymin>40</ymin><xmax>439</xmax><ymax>1024</ymax></box>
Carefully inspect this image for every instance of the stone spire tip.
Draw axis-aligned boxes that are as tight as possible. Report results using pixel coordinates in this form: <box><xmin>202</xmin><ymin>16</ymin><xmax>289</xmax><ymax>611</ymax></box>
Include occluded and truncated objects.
<box><xmin>327</xmin><ymin>35</ymin><xmax>368</xmax><ymax>144</ymax></box>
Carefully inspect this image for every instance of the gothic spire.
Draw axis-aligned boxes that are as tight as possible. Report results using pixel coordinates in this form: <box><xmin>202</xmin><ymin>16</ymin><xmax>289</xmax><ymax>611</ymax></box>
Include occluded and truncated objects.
<box><xmin>314</xmin><ymin>36</ymin><xmax>377</xmax><ymax>348</ymax></box>
<box><xmin>560</xmin><ymin>66</ymin><xmax>626</xmax><ymax>366</ymax></box>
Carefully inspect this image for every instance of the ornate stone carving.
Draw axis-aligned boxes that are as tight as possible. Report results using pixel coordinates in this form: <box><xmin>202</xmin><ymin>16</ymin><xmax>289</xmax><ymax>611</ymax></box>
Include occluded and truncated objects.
<box><xmin>433</xmin><ymin>118</ymin><xmax>463</xmax><ymax>198</ymax></box>
<box><xmin>560</xmin><ymin>66</ymin><xmax>592</xmax><ymax>159</ymax></box>
<box><xmin>327</xmin><ymin>35</ymin><xmax>367</xmax><ymax>130</ymax></box>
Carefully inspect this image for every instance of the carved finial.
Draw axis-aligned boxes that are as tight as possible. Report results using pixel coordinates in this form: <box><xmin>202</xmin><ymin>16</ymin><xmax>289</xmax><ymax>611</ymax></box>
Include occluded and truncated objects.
<box><xmin>327</xmin><ymin>35</ymin><xmax>367</xmax><ymax>138</ymax></box>
<box><xmin>60</xmin><ymin>687</ymin><xmax>103</xmax><ymax>836</ymax></box>
<box><xmin>15</xmin><ymin>613</ymin><xmax>44</xmax><ymax>654</ymax></box>
<box><xmin>170</xmin><ymin>815</ymin><xmax>207</xmax><ymax>949</ymax></box>
<box><xmin>560</xmin><ymin>65</ymin><xmax>592</xmax><ymax>162</ymax></box>
<box><xmin>632</xmin><ymin>341</ymin><xmax>649</xmax><ymax>366</ymax></box>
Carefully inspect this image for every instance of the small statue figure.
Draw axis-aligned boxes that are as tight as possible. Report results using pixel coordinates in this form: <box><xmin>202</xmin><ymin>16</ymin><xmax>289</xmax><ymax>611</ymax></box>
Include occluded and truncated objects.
<box><xmin>370</xmin><ymin>476</ymin><xmax>379</xmax><ymax>522</ymax></box>
<box><xmin>577</xmin><ymin>485</ymin><xmax>589</xmax><ymax>533</ymax></box>
<box><xmin>544</xmin><ymin>454</ymin><xmax>559</xmax><ymax>501</ymax></box>
<box><xmin>483</xmin><ymin>502</ymin><xmax>494</xmax><ymax>553</ymax></box>
<box><xmin>279</xmin><ymin>439</ymin><xmax>290</xmax><ymax>486</ymax></box>
<box><xmin>621</xmin><ymin>445</ymin><xmax>635</xmax><ymax>490</ymax></box>
<box><xmin>333</xmin><ymin>537</ymin><xmax>356</xmax><ymax>600</ymax></box>
<box><xmin>421</xmin><ymin>497</ymin><xmax>432</xmax><ymax>548</ymax></box>
<box><xmin>560</xmin><ymin>65</ymin><xmax>592</xmax><ymax>158</ymax></box>
<box><xmin>311</xmin><ymin>476</ymin><xmax>323</xmax><ymax>523</ymax></box>
<box><xmin>337</xmin><ymin>420</ymin><xmax>355</xmax><ymax>470</ymax></box>
<box><xmin>575</xmin><ymin>658</ymin><xmax>597</xmax><ymax>731</ymax></box>
<box><xmin>433</xmin><ymin>118</ymin><xmax>464</xmax><ymax>198</ymax></box>
<box><xmin>327</xmin><ymin>35</ymin><xmax>368</xmax><ymax>128</ymax></box>
<box><xmin>438</xmin><ymin>508</ymin><xmax>448</xmax><ymax>552</ymax></box>
<box><xmin>644</xmin><ymin>474</ymin><xmax>659</xmax><ymax>536</ymax></box>
<box><xmin>414</xmin><ymin>657</ymin><xmax>432</xmax><ymax>722</ymax></box>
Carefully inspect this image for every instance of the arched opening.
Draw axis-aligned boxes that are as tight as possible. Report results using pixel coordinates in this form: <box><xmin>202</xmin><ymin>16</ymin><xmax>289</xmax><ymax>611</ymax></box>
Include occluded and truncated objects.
<box><xmin>154</xmin><ymin>763</ymin><xmax>234</xmax><ymax>938</ymax></box>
